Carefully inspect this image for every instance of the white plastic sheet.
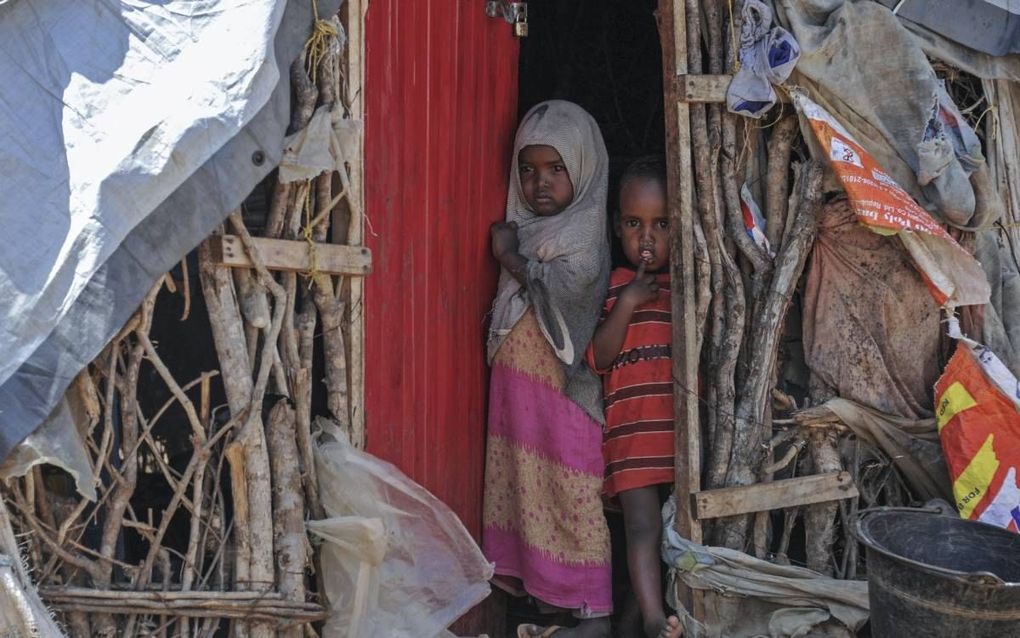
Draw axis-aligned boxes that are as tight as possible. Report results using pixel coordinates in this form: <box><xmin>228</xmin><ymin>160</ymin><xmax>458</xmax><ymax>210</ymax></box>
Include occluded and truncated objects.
<box><xmin>0</xmin><ymin>392</ymin><xmax>96</xmax><ymax>501</ymax></box>
<box><xmin>0</xmin><ymin>0</ymin><xmax>338</xmax><ymax>462</ymax></box>
<box><xmin>310</xmin><ymin>423</ymin><xmax>493</xmax><ymax>638</ymax></box>
<box><xmin>0</xmin><ymin>0</ymin><xmax>285</xmax><ymax>389</ymax></box>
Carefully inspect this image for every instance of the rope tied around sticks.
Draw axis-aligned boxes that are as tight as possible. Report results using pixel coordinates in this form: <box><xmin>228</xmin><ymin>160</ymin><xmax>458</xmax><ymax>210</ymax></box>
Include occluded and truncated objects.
<box><xmin>304</xmin><ymin>2</ymin><xmax>338</xmax><ymax>84</ymax></box>
<box><xmin>302</xmin><ymin>186</ymin><xmax>322</xmax><ymax>289</ymax></box>
<box><xmin>299</xmin><ymin>1</ymin><xmax>342</xmax><ymax>285</ymax></box>
<box><xmin>301</xmin><ymin>184</ymin><xmax>350</xmax><ymax>287</ymax></box>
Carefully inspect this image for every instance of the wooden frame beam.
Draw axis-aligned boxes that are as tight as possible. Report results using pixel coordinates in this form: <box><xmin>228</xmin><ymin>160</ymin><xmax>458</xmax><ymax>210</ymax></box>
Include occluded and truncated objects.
<box><xmin>692</xmin><ymin>471</ymin><xmax>859</xmax><ymax>520</ymax></box>
<box><xmin>205</xmin><ymin>235</ymin><xmax>372</xmax><ymax>276</ymax></box>
<box><xmin>40</xmin><ymin>588</ymin><xmax>328</xmax><ymax>623</ymax></box>
<box><xmin>678</xmin><ymin>74</ymin><xmax>731</xmax><ymax>103</ymax></box>
<box><xmin>675</xmin><ymin>73</ymin><xmax>789</xmax><ymax>104</ymax></box>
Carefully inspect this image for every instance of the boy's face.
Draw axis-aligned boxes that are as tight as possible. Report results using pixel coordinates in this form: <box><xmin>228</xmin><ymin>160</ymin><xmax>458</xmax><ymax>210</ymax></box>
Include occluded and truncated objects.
<box><xmin>518</xmin><ymin>144</ymin><xmax>574</xmax><ymax>216</ymax></box>
<box><xmin>617</xmin><ymin>177</ymin><xmax>669</xmax><ymax>272</ymax></box>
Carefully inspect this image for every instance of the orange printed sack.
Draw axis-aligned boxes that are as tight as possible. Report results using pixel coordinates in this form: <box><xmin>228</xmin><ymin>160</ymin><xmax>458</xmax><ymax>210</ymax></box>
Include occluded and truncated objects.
<box><xmin>793</xmin><ymin>91</ymin><xmax>989</xmax><ymax>309</ymax></box>
<box><xmin>935</xmin><ymin>323</ymin><xmax>1020</xmax><ymax>531</ymax></box>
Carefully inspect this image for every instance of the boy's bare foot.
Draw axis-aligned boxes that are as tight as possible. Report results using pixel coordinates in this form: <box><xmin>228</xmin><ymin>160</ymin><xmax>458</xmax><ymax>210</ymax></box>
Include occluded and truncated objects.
<box><xmin>643</xmin><ymin>615</ymin><xmax>682</xmax><ymax>638</ymax></box>
<box><xmin>657</xmin><ymin>616</ymin><xmax>682</xmax><ymax>638</ymax></box>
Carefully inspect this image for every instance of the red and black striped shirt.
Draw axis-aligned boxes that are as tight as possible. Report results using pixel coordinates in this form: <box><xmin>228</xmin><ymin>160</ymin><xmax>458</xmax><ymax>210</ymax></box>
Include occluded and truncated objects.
<box><xmin>586</xmin><ymin>267</ymin><xmax>674</xmax><ymax>498</ymax></box>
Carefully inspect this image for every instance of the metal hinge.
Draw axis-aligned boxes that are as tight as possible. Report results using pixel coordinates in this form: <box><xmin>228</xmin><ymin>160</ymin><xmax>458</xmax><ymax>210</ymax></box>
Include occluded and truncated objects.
<box><xmin>485</xmin><ymin>1</ymin><xmax>528</xmax><ymax>37</ymax></box>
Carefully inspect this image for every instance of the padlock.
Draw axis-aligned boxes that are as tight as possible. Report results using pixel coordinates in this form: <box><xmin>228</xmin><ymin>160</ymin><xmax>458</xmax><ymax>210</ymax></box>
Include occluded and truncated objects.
<box><xmin>485</xmin><ymin>1</ymin><xmax>529</xmax><ymax>38</ymax></box>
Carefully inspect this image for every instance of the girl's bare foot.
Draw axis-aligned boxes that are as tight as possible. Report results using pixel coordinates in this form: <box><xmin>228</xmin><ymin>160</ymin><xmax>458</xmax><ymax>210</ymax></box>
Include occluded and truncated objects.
<box><xmin>523</xmin><ymin>618</ymin><xmax>610</xmax><ymax>638</ymax></box>
<box><xmin>518</xmin><ymin>625</ymin><xmax>561</xmax><ymax>638</ymax></box>
<box><xmin>657</xmin><ymin>616</ymin><xmax>682</xmax><ymax>638</ymax></box>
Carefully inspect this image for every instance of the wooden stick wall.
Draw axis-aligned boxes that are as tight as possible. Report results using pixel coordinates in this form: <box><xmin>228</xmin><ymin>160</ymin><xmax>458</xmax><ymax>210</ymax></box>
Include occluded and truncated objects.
<box><xmin>2</xmin><ymin>4</ymin><xmax>366</xmax><ymax>636</ymax></box>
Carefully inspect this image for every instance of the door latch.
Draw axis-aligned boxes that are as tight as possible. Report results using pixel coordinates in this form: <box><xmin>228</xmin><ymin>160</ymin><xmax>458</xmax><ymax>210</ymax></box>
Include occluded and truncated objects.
<box><xmin>486</xmin><ymin>1</ymin><xmax>528</xmax><ymax>37</ymax></box>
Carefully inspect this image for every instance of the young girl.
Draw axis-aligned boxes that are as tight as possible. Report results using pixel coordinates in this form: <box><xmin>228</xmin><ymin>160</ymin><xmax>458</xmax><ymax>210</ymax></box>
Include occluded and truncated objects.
<box><xmin>482</xmin><ymin>100</ymin><xmax>613</xmax><ymax>638</ymax></box>
<box><xmin>588</xmin><ymin>157</ymin><xmax>681</xmax><ymax>638</ymax></box>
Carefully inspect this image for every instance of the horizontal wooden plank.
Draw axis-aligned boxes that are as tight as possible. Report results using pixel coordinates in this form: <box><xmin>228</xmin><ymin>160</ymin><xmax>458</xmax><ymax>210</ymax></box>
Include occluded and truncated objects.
<box><xmin>678</xmin><ymin>74</ymin><xmax>731</xmax><ymax>103</ymax></box>
<box><xmin>692</xmin><ymin>471</ymin><xmax>858</xmax><ymax>520</ymax></box>
<box><xmin>676</xmin><ymin>73</ymin><xmax>790</xmax><ymax>104</ymax></box>
<box><xmin>207</xmin><ymin>235</ymin><xmax>372</xmax><ymax>276</ymax></box>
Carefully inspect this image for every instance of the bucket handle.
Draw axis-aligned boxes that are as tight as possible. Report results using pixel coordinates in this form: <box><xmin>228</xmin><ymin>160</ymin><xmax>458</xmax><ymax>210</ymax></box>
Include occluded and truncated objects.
<box><xmin>851</xmin><ymin>506</ymin><xmax>1010</xmax><ymax>587</ymax></box>
<box><xmin>855</xmin><ymin>506</ymin><xmax>944</xmax><ymax>515</ymax></box>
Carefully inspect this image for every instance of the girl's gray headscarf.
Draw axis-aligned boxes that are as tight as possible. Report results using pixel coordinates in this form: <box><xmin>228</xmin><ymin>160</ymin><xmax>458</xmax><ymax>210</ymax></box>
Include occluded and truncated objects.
<box><xmin>487</xmin><ymin>100</ymin><xmax>611</xmax><ymax>423</ymax></box>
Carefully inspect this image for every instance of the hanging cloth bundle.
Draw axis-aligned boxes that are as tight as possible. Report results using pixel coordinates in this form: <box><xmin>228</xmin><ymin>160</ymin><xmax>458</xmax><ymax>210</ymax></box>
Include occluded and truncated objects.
<box><xmin>727</xmin><ymin>0</ymin><xmax>801</xmax><ymax>118</ymax></box>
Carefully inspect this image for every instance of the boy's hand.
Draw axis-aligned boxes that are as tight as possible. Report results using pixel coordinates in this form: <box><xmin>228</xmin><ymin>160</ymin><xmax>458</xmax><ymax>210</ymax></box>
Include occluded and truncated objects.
<box><xmin>619</xmin><ymin>262</ymin><xmax>659</xmax><ymax>308</ymax></box>
<box><xmin>590</xmin><ymin>262</ymin><xmax>658</xmax><ymax>370</ymax></box>
<box><xmin>490</xmin><ymin>221</ymin><xmax>520</xmax><ymax>260</ymax></box>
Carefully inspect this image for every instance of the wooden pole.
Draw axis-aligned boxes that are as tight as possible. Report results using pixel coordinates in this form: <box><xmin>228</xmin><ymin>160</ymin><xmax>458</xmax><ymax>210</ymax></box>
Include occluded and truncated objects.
<box><xmin>658</xmin><ymin>0</ymin><xmax>701</xmax><ymax>541</ymax></box>
<box><xmin>765</xmin><ymin>115</ymin><xmax>799</xmax><ymax>252</ymax></box>
<box><xmin>266</xmin><ymin>400</ymin><xmax>307</xmax><ymax>638</ymax></box>
<box><xmin>658</xmin><ymin>0</ymin><xmax>704</xmax><ymax>619</ymax></box>
<box><xmin>343</xmin><ymin>0</ymin><xmax>367</xmax><ymax>450</ymax></box>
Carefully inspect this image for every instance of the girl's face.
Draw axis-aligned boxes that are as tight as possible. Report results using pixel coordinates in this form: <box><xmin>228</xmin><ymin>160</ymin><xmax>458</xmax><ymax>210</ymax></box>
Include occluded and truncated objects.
<box><xmin>518</xmin><ymin>144</ymin><xmax>574</xmax><ymax>216</ymax></box>
<box><xmin>617</xmin><ymin>177</ymin><xmax>669</xmax><ymax>271</ymax></box>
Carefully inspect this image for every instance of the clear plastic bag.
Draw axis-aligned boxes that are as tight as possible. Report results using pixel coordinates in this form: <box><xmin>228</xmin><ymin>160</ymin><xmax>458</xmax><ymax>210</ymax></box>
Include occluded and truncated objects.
<box><xmin>0</xmin><ymin>501</ymin><xmax>66</xmax><ymax>637</ymax></box>
<box><xmin>309</xmin><ymin>422</ymin><xmax>493</xmax><ymax>638</ymax></box>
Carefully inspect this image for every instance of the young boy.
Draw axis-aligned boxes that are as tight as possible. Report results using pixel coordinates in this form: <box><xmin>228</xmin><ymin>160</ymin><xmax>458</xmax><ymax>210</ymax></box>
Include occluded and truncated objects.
<box><xmin>587</xmin><ymin>156</ymin><xmax>681</xmax><ymax>638</ymax></box>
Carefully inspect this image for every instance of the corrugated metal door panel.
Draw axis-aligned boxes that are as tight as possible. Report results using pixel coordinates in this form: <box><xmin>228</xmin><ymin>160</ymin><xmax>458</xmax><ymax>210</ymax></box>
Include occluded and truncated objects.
<box><xmin>364</xmin><ymin>0</ymin><xmax>519</xmax><ymax>537</ymax></box>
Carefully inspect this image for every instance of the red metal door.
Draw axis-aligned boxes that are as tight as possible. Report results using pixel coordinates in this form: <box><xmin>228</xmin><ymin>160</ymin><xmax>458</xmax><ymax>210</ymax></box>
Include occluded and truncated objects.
<box><xmin>363</xmin><ymin>0</ymin><xmax>519</xmax><ymax>538</ymax></box>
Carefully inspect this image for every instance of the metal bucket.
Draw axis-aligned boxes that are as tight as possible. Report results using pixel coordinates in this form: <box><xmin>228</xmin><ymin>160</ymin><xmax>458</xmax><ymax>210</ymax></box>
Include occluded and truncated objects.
<box><xmin>854</xmin><ymin>508</ymin><xmax>1020</xmax><ymax>637</ymax></box>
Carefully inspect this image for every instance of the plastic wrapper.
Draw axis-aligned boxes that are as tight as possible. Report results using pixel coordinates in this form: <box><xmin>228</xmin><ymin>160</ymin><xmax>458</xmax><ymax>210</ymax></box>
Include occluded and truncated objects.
<box><xmin>309</xmin><ymin>422</ymin><xmax>493</xmax><ymax>637</ymax></box>
<box><xmin>740</xmin><ymin>182</ymin><xmax>772</xmax><ymax>257</ymax></box>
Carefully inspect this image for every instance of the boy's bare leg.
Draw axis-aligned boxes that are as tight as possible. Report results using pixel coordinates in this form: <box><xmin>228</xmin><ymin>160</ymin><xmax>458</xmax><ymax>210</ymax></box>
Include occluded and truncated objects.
<box><xmin>617</xmin><ymin>590</ymin><xmax>644</xmax><ymax>638</ymax></box>
<box><xmin>619</xmin><ymin>486</ymin><xmax>681</xmax><ymax>638</ymax></box>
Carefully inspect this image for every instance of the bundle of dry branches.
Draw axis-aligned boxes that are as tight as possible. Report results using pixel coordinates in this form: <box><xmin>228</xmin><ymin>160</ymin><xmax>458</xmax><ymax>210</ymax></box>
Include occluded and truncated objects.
<box><xmin>677</xmin><ymin>0</ymin><xmax>841</xmax><ymax>563</ymax></box>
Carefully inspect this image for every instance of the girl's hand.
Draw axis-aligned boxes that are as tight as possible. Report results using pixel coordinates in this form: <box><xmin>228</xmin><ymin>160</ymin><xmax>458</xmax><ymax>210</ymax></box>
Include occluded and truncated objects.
<box><xmin>490</xmin><ymin>221</ymin><xmax>520</xmax><ymax>260</ymax></box>
<box><xmin>620</xmin><ymin>262</ymin><xmax>659</xmax><ymax>308</ymax></box>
